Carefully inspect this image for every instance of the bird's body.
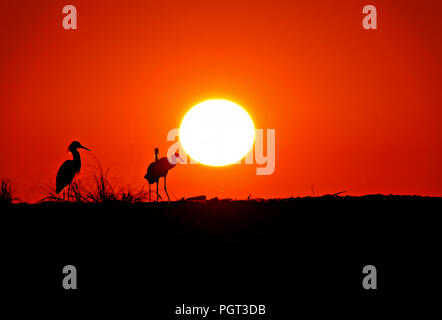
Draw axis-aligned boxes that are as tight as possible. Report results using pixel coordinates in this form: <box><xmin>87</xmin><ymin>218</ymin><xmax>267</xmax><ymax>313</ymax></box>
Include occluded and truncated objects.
<box><xmin>56</xmin><ymin>159</ymin><xmax>80</xmax><ymax>194</ymax></box>
<box><xmin>144</xmin><ymin>148</ymin><xmax>182</xmax><ymax>201</ymax></box>
<box><xmin>145</xmin><ymin>157</ymin><xmax>176</xmax><ymax>184</ymax></box>
<box><xmin>55</xmin><ymin>141</ymin><xmax>90</xmax><ymax>199</ymax></box>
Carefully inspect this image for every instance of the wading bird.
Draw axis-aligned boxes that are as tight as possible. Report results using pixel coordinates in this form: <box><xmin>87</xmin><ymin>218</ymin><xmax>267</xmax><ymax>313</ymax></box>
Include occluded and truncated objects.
<box><xmin>144</xmin><ymin>148</ymin><xmax>183</xmax><ymax>202</ymax></box>
<box><xmin>56</xmin><ymin>141</ymin><xmax>90</xmax><ymax>200</ymax></box>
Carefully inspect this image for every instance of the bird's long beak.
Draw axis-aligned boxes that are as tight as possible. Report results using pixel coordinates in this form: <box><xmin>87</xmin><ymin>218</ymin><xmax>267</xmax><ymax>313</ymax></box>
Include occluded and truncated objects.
<box><xmin>79</xmin><ymin>145</ymin><xmax>90</xmax><ymax>151</ymax></box>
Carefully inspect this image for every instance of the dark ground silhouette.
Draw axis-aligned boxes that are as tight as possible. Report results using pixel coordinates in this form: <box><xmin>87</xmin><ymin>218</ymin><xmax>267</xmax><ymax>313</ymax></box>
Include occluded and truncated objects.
<box><xmin>2</xmin><ymin>195</ymin><xmax>441</xmax><ymax>317</ymax></box>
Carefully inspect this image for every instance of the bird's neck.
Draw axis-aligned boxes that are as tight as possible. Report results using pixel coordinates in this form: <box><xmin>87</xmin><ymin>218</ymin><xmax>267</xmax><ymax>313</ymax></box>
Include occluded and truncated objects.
<box><xmin>72</xmin><ymin>149</ymin><xmax>81</xmax><ymax>167</ymax></box>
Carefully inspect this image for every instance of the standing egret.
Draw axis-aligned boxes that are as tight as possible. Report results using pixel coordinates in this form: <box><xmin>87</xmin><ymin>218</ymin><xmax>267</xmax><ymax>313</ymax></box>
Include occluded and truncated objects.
<box><xmin>144</xmin><ymin>148</ymin><xmax>183</xmax><ymax>202</ymax></box>
<box><xmin>56</xmin><ymin>141</ymin><xmax>90</xmax><ymax>200</ymax></box>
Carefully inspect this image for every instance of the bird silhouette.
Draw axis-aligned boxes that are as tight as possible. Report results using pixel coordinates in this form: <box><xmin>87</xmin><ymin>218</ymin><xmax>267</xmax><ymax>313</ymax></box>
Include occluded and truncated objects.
<box><xmin>56</xmin><ymin>141</ymin><xmax>90</xmax><ymax>200</ymax></box>
<box><xmin>144</xmin><ymin>148</ymin><xmax>183</xmax><ymax>202</ymax></box>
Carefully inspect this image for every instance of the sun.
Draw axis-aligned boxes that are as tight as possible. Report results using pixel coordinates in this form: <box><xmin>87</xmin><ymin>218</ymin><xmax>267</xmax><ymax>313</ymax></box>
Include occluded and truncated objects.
<box><xmin>179</xmin><ymin>99</ymin><xmax>255</xmax><ymax>166</ymax></box>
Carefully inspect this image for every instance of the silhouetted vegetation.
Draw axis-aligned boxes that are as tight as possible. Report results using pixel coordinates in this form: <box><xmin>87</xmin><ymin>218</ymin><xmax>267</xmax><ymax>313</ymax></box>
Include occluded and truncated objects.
<box><xmin>42</xmin><ymin>164</ymin><xmax>148</xmax><ymax>203</ymax></box>
<box><xmin>0</xmin><ymin>178</ymin><xmax>16</xmax><ymax>204</ymax></box>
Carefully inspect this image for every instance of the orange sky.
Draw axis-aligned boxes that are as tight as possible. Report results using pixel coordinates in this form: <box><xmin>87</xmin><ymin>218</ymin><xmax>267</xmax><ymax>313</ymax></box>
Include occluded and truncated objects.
<box><xmin>1</xmin><ymin>0</ymin><xmax>441</xmax><ymax>202</ymax></box>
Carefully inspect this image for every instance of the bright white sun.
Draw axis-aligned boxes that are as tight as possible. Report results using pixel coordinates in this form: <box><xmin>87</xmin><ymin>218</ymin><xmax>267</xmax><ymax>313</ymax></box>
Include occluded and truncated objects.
<box><xmin>179</xmin><ymin>99</ymin><xmax>255</xmax><ymax>166</ymax></box>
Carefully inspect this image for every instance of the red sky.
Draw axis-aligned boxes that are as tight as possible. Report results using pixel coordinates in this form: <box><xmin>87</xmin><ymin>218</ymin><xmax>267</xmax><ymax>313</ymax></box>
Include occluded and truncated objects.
<box><xmin>1</xmin><ymin>0</ymin><xmax>441</xmax><ymax>202</ymax></box>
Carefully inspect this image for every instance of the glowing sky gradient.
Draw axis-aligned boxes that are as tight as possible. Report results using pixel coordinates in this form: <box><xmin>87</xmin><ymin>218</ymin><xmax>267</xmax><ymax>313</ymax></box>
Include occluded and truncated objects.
<box><xmin>1</xmin><ymin>0</ymin><xmax>441</xmax><ymax>202</ymax></box>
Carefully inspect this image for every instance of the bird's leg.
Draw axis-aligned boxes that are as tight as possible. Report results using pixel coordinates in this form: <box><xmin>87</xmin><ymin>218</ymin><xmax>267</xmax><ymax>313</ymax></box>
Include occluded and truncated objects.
<box><xmin>156</xmin><ymin>182</ymin><xmax>159</xmax><ymax>202</ymax></box>
<box><xmin>149</xmin><ymin>184</ymin><xmax>151</xmax><ymax>202</ymax></box>
<box><xmin>164</xmin><ymin>176</ymin><xmax>170</xmax><ymax>202</ymax></box>
<box><xmin>68</xmin><ymin>183</ymin><xmax>71</xmax><ymax>202</ymax></box>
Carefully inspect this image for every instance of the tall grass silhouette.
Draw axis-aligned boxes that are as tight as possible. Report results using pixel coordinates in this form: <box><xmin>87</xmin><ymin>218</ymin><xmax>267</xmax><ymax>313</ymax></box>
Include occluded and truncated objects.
<box><xmin>0</xmin><ymin>178</ymin><xmax>16</xmax><ymax>204</ymax></box>
<box><xmin>42</xmin><ymin>160</ymin><xmax>148</xmax><ymax>203</ymax></box>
